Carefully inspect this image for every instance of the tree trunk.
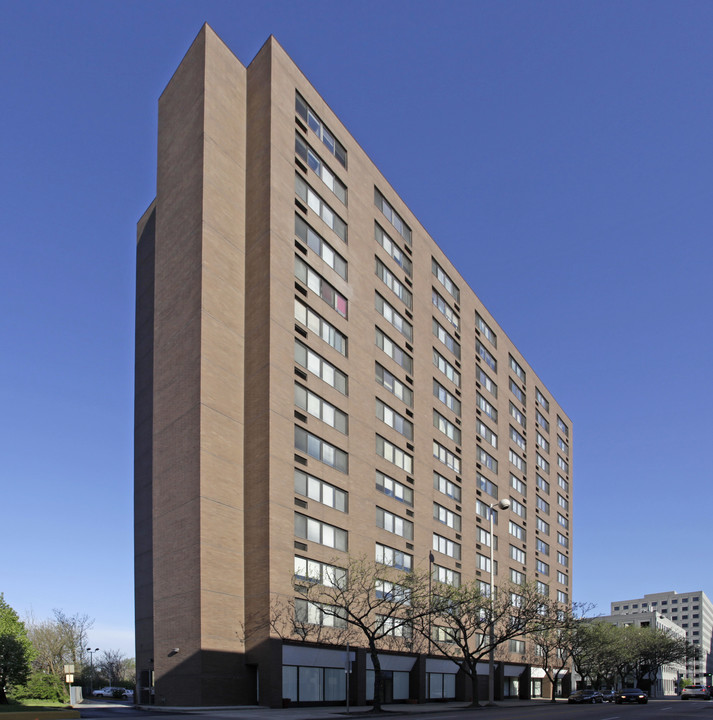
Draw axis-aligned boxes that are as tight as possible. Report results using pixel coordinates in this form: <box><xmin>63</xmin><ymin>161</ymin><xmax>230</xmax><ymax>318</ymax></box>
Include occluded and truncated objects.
<box><xmin>469</xmin><ymin>670</ymin><xmax>481</xmax><ymax>708</ymax></box>
<box><xmin>370</xmin><ymin>648</ymin><xmax>383</xmax><ymax>712</ymax></box>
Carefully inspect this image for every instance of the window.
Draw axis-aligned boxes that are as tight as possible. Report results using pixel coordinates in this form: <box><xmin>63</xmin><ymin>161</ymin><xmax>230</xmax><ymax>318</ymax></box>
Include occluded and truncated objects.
<box><xmin>477</xmin><ymin>527</ymin><xmax>493</xmax><ymax>547</ymax></box>
<box><xmin>295</xmin><ymin>383</ymin><xmax>348</xmax><ymax>434</ymax></box>
<box><xmin>510</xmin><ymin>639</ymin><xmax>525</xmax><ymax>654</ymax></box>
<box><xmin>294</xmin><ymin>556</ymin><xmax>346</xmax><ymax>587</ymax></box>
<box><xmin>510</xmin><ymin>474</ymin><xmax>526</xmax><ymax>495</ymax></box>
<box><xmin>431</xmin><ymin>258</ymin><xmax>459</xmax><ymax>302</ymax></box>
<box><xmin>295</xmin><ymin>92</ymin><xmax>347</xmax><ymax>166</ymax></box>
<box><xmin>376</xmin><ymin>507</ymin><xmax>413</xmax><ymax>539</ymax></box>
<box><xmin>509</xmin><ymin>378</ymin><xmax>524</xmax><ymax>404</ymax></box>
<box><xmin>477</xmin><ymin>447</ymin><xmax>498</xmax><ymax>473</ymax></box>
<box><xmin>509</xmin><ymin>355</ymin><xmax>526</xmax><ymax>382</ymax></box>
<box><xmin>536</xmin><ymin>432</ymin><xmax>549</xmax><ymax>453</ymax></box>
<box><xmin>557</xmin><ymin>416</ymin><xmax>569</xmax><ymax>437</ymax></box>
<box><xmin>476</xmin><ymin>553</ymin><xmax>492</xmax><ymax>572</ymax></box>
<box><xmin>433</xmin><ymin>318</ymin><xmax>460</xmax><ymax>359</ymax></box>
<box><xmin>511</xmin><ymin>569</ymin><xmax>524</xmax><ymax>584</ymax></box>
<box><xmin>376</xmin><ymin>470</ymin><xmax>413</xmax><ymax>506</ymax></box>
<box><xmin>377</xmin><ymin>615</ymin><xmax>412</xmax><ymax>638</ymax></box>
<box><xmin>536</xmin><ymin>496</ymin><xmax>550</xmax><ymax>514</ymax></box>
<box><xmin>375</xmin><ymin>188</ymin><xmax>411</xmax><ymax>245</ymax></box>
<box><xmin>434</xmin><ymin>410</ymin><xmax>461</xmax><ymax>444</ymax></box>
<box><xmin>557</xmin><ymin>552</ymin><xmax>568</xmax><ymax>567</ymax></box>
<box><xmin>536</xmin><ymin>410</ymin><xmax>550</xmax><ymax>432</ymax></box>
<box><xmin>433</xmin><ymin>564</ymin><xmax>461</xmax><ymax>587</ymax></box>
<box><xmin>295</xmin><ymin>299</ymin><xmax>347</xmax><ymax>355</ymax></box>
<box><xmin>433</xmin><ymin>349</ymin><xmax>461</xmax><ymax>387</ymax></box>
<box><xmin>376</xmin><ymin>363</ymin><xmax>413</xmax><ymax>407</ymax></box>
<box><xmin>557</xmin><ymin>494</ymin><xmax>569</xmax><ymax>511</ymax></box>
<box><xmin>557</xmin><ymin>475</ymin><xmax>568</xmax><ymax>493</ymax></box>
<box><xmin>536</xmin><ymin>559</ymin><xmax>549</xmax><ymax>575</ymax></box>
<box><xmin>509</xmin><ymin>521</ymin><xmax>525</xmax><ymax>541</ymax></box>
<box><xmin>432</xmin><ymin>626</ymin><xmax>459</xmax><ymax>644</ymax></box>
<box><xmin>477</xmin><ymin>392</ymin><xmax>497</xmax><ymax>421</ymax></box>
<box><xmin>509</xmin><ymin>449</ymin><xmax>526</xmax><ymax>473</ymax></box>
<box><xmin>295</xmin><ymin>470</ymin><xmax>348</xmax><ymax>512</ymax></box>
<box><xmin>557</xmin><ymin>514</ymin><xmax>569</xmax><ymax>529</ymax></box>
<box><xmin>434</xmin><ymin>472</ymin><xmax>461</xmax><ymax>501</ymax></box>
<box><xmin>476</xmin><ymin>366</ymin><xmax>497</xmax><ymax>397</ymax></box>
<box><xmin>376</xmin><ymin>435</ymin><xmax>413</xmax><ymax>473</ymax></box>
<box><xmin>557</xmin><ymin>571</ymin><xmax>568</xmax><ymax>585</ymax></box>
<box><xmin>510</xmin><ymin>426</ymin><xmax>526</xmax><ymax>450</ymax></box>
<box><xmin>433</xmin><ymin>533</ymin><xmax>461</xmax><ymax>560</ymax></box>
<box><xmin>476</xmin><ymin>340</ymin><xmax>497</xmax><ymax>371</ymax></box>
<box><xmin>434</xmin><ymin>441</ymin><xmax>461</xmax><ymax>473</ymax></box>
<box><xmin>376</xmin><ymin>328</ymin><xmax>412</xmax><ymax>373</ymax></box>
<box><xmin>376</xmin><ymin>258</ymin><xmax>412</xmax><ymax>309</ymax></box>
<box><xmin>295</xmin><ymin>340</ymin><xmax>348</xmax><ymax>395</ymax></box>
<box><xmin>432</xmin><ymin>289</ymin><xmax>459</xmax><ymax>330</ymax></box>
<box><xmin>535</xmin><ymin>473</ymin><xmax>550</xmax><ymax>495</ymax></box>
<box><xmin>295</xmin><ymin>215</ymin><xmax>347</xmax><ymax>279</ymax></box>
<box><xmin>375</xmin><ymin>542</ymin><xmax>413</xmax><ymax>571</ymax></box>
<box><xmin>376</xmin><ymin>293</ymin><xmax>412</xmax><ymax>341</ymax></box>
<box><xmin>535</xmin><ymin>388</ymin><xmax>549</xmax><ymax>411</ymax></box>
<box><xmin>510</xmin><ymin>497</ymin><xmax>525</xmax><ymax>518</ymax></box>
<box><xmin>557</xmin><ymin>532</ymin><xmax>568</xmax><ymax>548</ymax></box>
<box><xmin>477</xmin><ymin>420</ymin><xmax>497</xmax><ymax>448</ymax></box>
<box><xmin>537</xmin><ymin>538</ymin><xmax>550</xmax><ymax>555</ymax></box>
<box><xmin>295</xmin><ymin>175</ymin><xmax>347</xmax><ymax>242</ymax></box>
<box><xmin>509</xmin><ymin>402</ymin><xmax>526</xmax><ymax>428</ymax></box>
<box><xmin>295</xmin><ymin>426</ymin><xmax>348</xmax><ymax>473</ymax></box>
<box><xmin>295</xmin><ymin>598</ymin><xmax>347</xmax><ymax>628</ymax></box>
<box><xmin>536</xmin><ymin>453</ymin><xmax>550</xmax><ymax>474</ymax></box>
<box><xmin>558</xmin><ymin>456</ymin><xmax>569</xmax><ymax>473</ymax></box>
<box><xmin>377</xmin><ymin>398</ymin><xmax>414</xmax><ymax>440</ymax></box>
<box><xmin>433</xmin><ymin>379</ymin><xmax>461</xmax><ymax>416</ymax></box>
<box><xmin>476</xmin><ymin>313</ymin><xmax>496</xmax><ymax>347</ymax></box>
<box><xmin>536</xmin><ymin>517</ymin><xmax>550</xmax><ymax>535</ymax></box>
<box><xmin>477</xmin><ymin>473</ymin><xmax>498</xmax><ymax>499</ymax></box>
<box><xmin>375</xmin><ymin>223</ymin><xmax>412</xmax><ymax>276</ymax></box>
<box><xmin>476</xmin><ymin>499</ymin><xmax>499</xmax><ymax>523</ymax></box>
<box><xmin>375</xmin><ymin>579</ymin><xmax>411</xmax><ymax>604</ymax></box>
<box><xmin>295</xmin><ymin>134</ymin><xmax>347</xmax><ymax>204</ymax></box>
<box><xmin>434</xmin><ymin>502</ymin><xmax>462</xmax><ymax>531</ymax></box>
<box><xmin>510</xmin><ymin>545</ymin><xmax>526</xmax><ymax>563</ymax></box>
<box><xmin>557</xmin><ymin>590</ymin><xmax>568</xmax><ymax>604</ymax></box>
<box><xmin>536</xmin><ymin>581</ymin><xmax>549</xmax><ymax>597</ymax></box>
<box><xmin>557</xmin><ymin>435</ymin><xmax>568</xmax><ymax>454</ymax></box>
<box><xmin>295</xmin><ymin>512</ymin><xmax>348</xmax><ymax>550</ymax></box>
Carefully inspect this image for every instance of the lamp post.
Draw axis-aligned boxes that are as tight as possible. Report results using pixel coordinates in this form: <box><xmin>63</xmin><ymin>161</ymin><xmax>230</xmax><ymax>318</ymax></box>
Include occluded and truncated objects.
<box><xmin>487</xmin><ymin>498</ymin><xmax>510</xmax><ymax>706</ymax></box>
<box><xmin>86</xmin><ymin>647</ymin><xmax>99</xmax><ymax>695</ymax></box>
<box><xmin>428</xmin><ymin>551</ymin><xmax>435</xmax><ymax>655</ymax></box>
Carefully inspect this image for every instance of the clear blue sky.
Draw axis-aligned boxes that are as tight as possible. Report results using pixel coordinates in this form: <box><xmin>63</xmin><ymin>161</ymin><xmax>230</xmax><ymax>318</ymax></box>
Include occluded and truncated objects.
<box><xmin>2</xmin><ymin>0</ymin><xmax>712</xmax><ymax>658</ymax></box>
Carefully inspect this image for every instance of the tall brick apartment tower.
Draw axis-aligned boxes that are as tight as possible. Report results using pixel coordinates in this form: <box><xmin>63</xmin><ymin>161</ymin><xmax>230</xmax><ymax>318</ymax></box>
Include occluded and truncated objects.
<box><xmin>135</xmin><ymin>25</ymin><xmax>573</xmax><ymax>707</ymax></box>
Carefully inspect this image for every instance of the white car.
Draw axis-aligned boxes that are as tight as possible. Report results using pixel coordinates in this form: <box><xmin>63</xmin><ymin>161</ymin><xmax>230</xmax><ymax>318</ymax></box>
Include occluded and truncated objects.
<box><xmin>682</xmin><ymin>684</ymin><xmax>710</xmax><ymax>700</ymax></box>
<box><xmin>92</xmin><ymin>687</ymin><xmax>119</xmax><ymax>697</ymax></box>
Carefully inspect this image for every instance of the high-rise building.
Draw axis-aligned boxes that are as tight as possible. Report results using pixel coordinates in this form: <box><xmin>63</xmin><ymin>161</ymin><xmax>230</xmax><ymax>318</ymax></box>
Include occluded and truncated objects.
<box><xmin>134</xmin><ymin>25</ymin><xmax>573</xmax><ymax>707</ymax></box>
<box><xmin>610</xmin><ymin>591</ymin><xmax>713</xmax><ymax>683</ymax></box>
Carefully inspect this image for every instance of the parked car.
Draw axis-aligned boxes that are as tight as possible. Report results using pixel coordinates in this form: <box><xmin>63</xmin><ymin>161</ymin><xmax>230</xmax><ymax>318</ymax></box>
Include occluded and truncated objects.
<box><xmin>615</xmin><ymin>688</ymin><xmax>648</xmax><ymax>704</ymax></box>
<box><xmin>601</xmin><ymin>689</ymin><xmax>616</xmax><ymax>702</ymax></box>
<box><xmin>92</xmin><ymin>687</ymin><xmax>120</xmax><ymax>697</ymax></box>
<box><xmin>122</xmin><ymin>689</ymin><xmax>134</xmax><ymax>700</ymax></box>
<box><xmin>568</xmin><ymin>689</ymin><xmax>604</xmax><ymax>704</ymax></box>
<box><xmin>681</xmin><ymin>684</ymin><xmax>711</xmax><ymax>700</ymax></box>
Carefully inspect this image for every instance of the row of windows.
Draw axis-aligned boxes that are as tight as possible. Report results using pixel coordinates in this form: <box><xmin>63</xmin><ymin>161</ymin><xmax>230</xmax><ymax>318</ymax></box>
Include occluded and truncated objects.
<box><xmin>295</xmin><ymin>255</ymin><xmax>348</xmax><ymax>318</ymax></box>
<box><xmin>295</xmin><ymin>134</ymin><xmax>347</xmax><ymax>204</ymax></box>
<box><xmin>295</xmin><ymin>215</ymin><xmax>347</xmax><ymax>280</ymax></box>
<box><xmin>295</xmin><ymin>174</ymin><xmax>347</xmax><ymax>242</ymax></box>
<box><xmin>296</xmin><ymin>92</ymin><xmax>347</xmax><ymax>167</ymax></box>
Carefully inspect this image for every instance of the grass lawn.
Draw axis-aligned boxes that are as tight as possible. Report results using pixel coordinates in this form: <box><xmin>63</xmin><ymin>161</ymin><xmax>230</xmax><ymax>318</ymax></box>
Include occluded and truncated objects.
<box><xmin>0</xmin><ymin>700</ymin><xmax>72</xmax><ymax>712</ymax></box>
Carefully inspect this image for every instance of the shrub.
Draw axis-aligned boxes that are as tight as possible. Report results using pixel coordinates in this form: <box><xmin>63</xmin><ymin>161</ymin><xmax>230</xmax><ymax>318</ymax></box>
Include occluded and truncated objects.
<box><xmin>12</xmin><ymin>672</ymin><xmax>67</xmax><ymax>702</ymax></box>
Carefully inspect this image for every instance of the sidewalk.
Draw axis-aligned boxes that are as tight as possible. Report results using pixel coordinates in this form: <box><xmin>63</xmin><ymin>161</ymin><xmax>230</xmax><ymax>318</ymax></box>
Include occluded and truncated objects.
<box><xmin>134</xmin><ymin>699</ymin><xmax>561</xmax><ymax>719</ymax></box>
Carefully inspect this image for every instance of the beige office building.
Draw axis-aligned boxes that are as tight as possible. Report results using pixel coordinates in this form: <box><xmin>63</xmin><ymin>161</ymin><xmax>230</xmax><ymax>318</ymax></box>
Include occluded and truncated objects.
<box><xmin>134</xmin><ymin>25</ymin><xmax>573</xmax><ymax>707</ymax></box>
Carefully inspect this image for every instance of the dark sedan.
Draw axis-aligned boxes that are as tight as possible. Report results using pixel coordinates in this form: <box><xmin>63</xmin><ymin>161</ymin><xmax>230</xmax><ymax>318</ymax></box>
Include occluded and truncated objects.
<box><xmin>568</xmin><ymin>689</ymin><xmax>604</xmax><ymax>704</ymax></box>
<box><xmin>615</xmin><ymin>688</ymin><xmax>648</xmax><ymax>704</ymax></box>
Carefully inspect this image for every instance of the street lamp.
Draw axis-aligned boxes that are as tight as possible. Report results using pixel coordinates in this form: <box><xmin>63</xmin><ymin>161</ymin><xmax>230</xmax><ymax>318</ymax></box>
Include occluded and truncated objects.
<box><xmin>487</xmin><ymin>498</ymin><xmax>510</xmax><ymax>706</ymax></box>
<box><xmin>86</xmin><ymin>647</ymin><xmax>99</xmax><ymax>695</ymax></box>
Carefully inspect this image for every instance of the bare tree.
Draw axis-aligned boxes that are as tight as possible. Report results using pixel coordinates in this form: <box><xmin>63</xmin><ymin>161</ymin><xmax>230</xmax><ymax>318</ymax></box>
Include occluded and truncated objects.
<box><xmin>414</xmin><ymin>580</ymin><xmax>557</xmax><ymax>707</ymax></box>
<box><xmin>274</xmin><ymin>555</ymin><xmax>431</xmax><ymax>711</ymax></box>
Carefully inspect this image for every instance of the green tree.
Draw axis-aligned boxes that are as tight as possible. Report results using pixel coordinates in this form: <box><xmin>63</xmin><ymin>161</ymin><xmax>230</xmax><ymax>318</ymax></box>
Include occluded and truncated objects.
<box><xmin>0</xmin><ymin>594</ymin><xmax>35</xmax><ymax>704</ymax></box>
